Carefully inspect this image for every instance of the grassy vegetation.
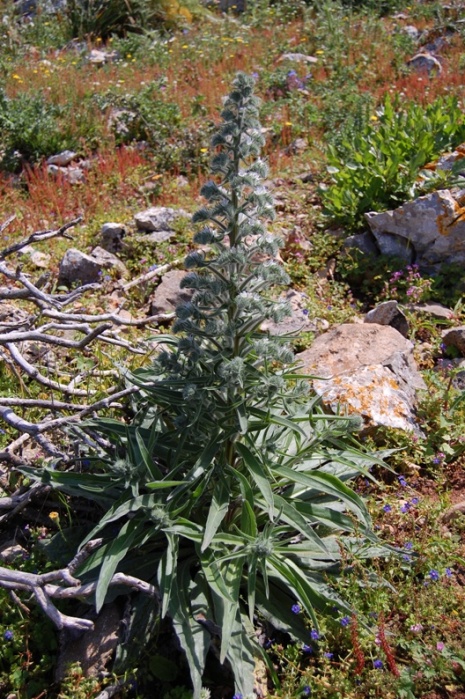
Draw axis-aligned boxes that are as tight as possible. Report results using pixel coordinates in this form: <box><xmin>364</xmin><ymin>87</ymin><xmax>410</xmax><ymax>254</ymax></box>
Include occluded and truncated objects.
<box><xmin>0</xmin><ymin>1</ymin><xmax>465</xmax><ymax>697</ymax></box>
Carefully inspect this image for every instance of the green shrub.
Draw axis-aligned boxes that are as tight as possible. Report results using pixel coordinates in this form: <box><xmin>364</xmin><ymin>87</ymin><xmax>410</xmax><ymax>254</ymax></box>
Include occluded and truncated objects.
<box><xmin>65</xmin><ymin>0</ymin><xmax>201</xmax><ymax>39</ymax></box>
<box><xmin>321</xmin><ymin>94</ymin><xmax>465</xmax><ymax>232</ymax></box>
<box><xmin>31</xmin><ymin>74</ymin><xmax>388</xmax><ymax>698</ymax></box>
<box><xmin>0</xmin><ymin>89</ymin><xmax>78</xmax><ymax>172</ymax></box>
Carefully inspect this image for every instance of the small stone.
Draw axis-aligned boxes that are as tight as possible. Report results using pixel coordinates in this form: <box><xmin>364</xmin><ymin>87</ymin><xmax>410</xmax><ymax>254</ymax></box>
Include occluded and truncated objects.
<box><xmin>100</xmin><ymin>223</ymin><xmax>126</xmax><ymax>253</ymax></box>
<box><xmin>365</xmin><ymin>301</ymin><xmax>409</xmax><ymax>338</ymax></box>
<box><xmin>442</xmin><ymin>327</ymin><xmax>465</xmax><ymax>356</ymax></box>
<box><xmin>344</xmin><ymin>231</ymin><xmax>379</xmax><ymax>257</ymax></box>
<box><xmin>90</xmin><ymin>247</ymin><xmax>128</xmax><ymax>278</ymax></box>
<box><xmin>402</xmin><ymin>25</ymin><xmax>421</xmax><ymax>41</ymax></box>
<box><xmin>17</xmin><ymin>245</ymin><xmax>51</xmax><ymax>269</ymax></box>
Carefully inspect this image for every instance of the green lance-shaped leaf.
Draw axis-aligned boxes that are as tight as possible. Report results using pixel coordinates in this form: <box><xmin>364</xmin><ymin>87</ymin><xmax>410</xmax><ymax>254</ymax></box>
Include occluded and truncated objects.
<box><xmin>168</xmin><ymin>563</ymin><xmax>210</xmax><ymax>699</ymax></box>
<box><xmin>201</xmin><ymin>478</ymin><xmax>231</xmax><ymax>552</ymax></box>
<box><xmin>95</xmin><ymin>518</ymin><xmax>144</xmax><ymax>612</ymax></box>
<box><xmin>235</xmin><ymin>442</ymin><xmax>275</xmax><ymax>519</ymax></box>
<box><xmin>158</xmin><ymin>532</ymin><xmax>179</xmax><ymax>618</ymax></box>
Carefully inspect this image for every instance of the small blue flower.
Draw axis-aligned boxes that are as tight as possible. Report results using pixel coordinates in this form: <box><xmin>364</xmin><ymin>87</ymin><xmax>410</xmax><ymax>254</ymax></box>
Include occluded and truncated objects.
<box><xmin>3</xmin><ymin>630</ymin><xmax>13</xmax><ymax>641</ymax></box>
<box><xmin>398</xmin><ymin>476</ymin><xmax>408</xmax><ymax>487</ymax></box>
<box><xmin>291</xmin><ymin>603</ymin><xmax>301</xmax><ymax>614</ymax></box>
<box><xmin>373</xmin><ymin>659</ymin><xmax>384</xmax><ymax>669</ymax></box>
<box><xmin>429</xmin><ymin>569</ymin><xmax>440</xmax><ymax>581</ymax></box>
<box><xmin>400</xmin><ymin>503</ymin><xmax>410</xmax><ymax>514</ymax></box>
<box><xmin>302</xmin><ymin>644</ymin><xmax>313</xmax><ymax>653</ymax></box>
<box><xmin>402</xmin><ymin>554</ymin><xmax>412</xmax><ymax>563</ymax></box>
<box><xmin>410</xmin><ymin>497</ymin><xmax>419</xmax><ymax>505</ymax></box>
<box><xmin>405</xmin><ymin>542</ymin><xmax>413</xmax><ymax>550</ymax></box>
<box><xmin>324</xmin><ymin>652</ymin><xmax>334</xmax><ymax>659</ymax></box>
<box><xmin>302</xmin><ymin>309</ymin><xmax>309</xmax><ymax>316</ymax></box>
<box><xmin>445</xmin><ymin>567</ymin><xmax>453</xmax><ymax>577</ymax></box>
<box><xmin>302</xmin><ymin>686</ymin><xmax>311</xmax><ymax>697</ymax></box>
<box><xmin>287</xmin><ymin>70</ymin><xmax>298</xmax><ymax>77</ymax></box>
<box><xmin>340</xmin><ymin>616</ymin><xmax>351</xmax><ymax>627</ymax></box>
<box><xmin>232</xmin><ymin>694</ymin><xmax>242</xmax><ymax>699</ymax></box>
<box><xmin>383</xmin><ymin>504</ymin><xmax>392</xmax><ymax>513</ymax></box>
<box><xmin>310</xmin><ymin>629</ymin><xmax>320</xmax><ymax>641</ymax></box>
<box><xmin>149</xmin><ymin>264</ymin><xmax>158</xmax><ymax>271</ymax></box>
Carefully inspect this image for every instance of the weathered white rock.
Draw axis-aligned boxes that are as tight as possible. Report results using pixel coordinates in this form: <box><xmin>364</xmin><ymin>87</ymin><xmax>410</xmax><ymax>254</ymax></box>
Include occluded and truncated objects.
<box><xmin>88</xmin><ymin>49</ymin><xmax>119</xmax><ymax>65</ymax></box>
<box><xmin>364</xmin><ymin>300</ymin><xmax>409</xmax><ymax>338</ymax></box>
<box><xmin>435</xmin><ymin>144</ymin><xmax>465</xmax><ymax>175</ymax></box>
<box><xmin>365</xmin><ymin>189</ymin><xmax>465</xmax><ymax>270</ymax></box>
<box><xmin>261</xmin><ymin>289</ymin><xmax>325</xmax><ymax>335</ymax></box>
<box><xmin>279</xmin><ymin>53</ymin><xmax>318</xmax><ymax>64</ymax></box>
<box><xmin>411</xmin><ymin>302</ymin><xmax>453</xmax><ymax>320</ymax></box>
<box><xmin>297</xmin><ymin>323</ymin><xmax>426</xmax><ymax>433</ymax></box>
<box><xmin>17</xmin><ymin>245</ymin><xmax>51</xmax><ymax>269</ymax></box>
<box><xmin>46</xmin><ymin>150</ymin><xmax>77</xmax><ymax>166</ymax></box>
<box><xmin>134</xmin><ymin>206</ymin><xmax>189</xmax><ymax>233</ymax></box>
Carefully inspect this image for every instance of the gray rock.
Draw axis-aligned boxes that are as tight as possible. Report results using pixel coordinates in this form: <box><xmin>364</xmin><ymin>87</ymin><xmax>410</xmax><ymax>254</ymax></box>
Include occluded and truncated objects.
<box><xmin>135</xmin><ymin>230</ymin><xmax>175</xmax><ymax>244</ymax></box>
<box><xmin>343</xmin><ymin>231</ymin><xmax>379</xmax><ymax>257</ymax></box>
<box><xmin>411</xmin><ymin>302</ymin><xmax>453</xmax><ymax>320</ymax></box>
<box><xmin>364</xmin><ymin>300</ymin><xmax>409</xmax><ymax>337</ymax></box>
<box><xmin>58</xmin><ymin>247</ymin><xmax>127</xmax><ymax>286</ymax></box>
<box><xmin>435</xmin><ymin>145</ymin><xmax>465</xmax><ymax>175</ymax></box>
<box><xmin>150</xmin><ymin>270</ymin><xmax>192</xmax><ymax>315</ymax></box>
<box><xmin>297</xmin><ymin>323</ymin><xmax>426</xmax><ymax>433</ymax></box>
<box><xmin>279</xmin><ymin>53</ymin><xmax>318</xmax><ymax>64</ymax></box>
<box><xmin>135</xmin><ymin>206</ymin><xmax>189</xmax><ymax>233</ymax></box>
<box><xmin>365</xmin><ymin>189</ymin><xmax>465</xmax><ymax>271</ymax></box>
<box><xmin>442</xmin><ymin>327</ymin><xmax>465</xmax><ymax>356</ymax></box>
<box><xmin>0</xmin><ymin>542</ymin><xmax>27</xmax><ymax>563</ymax></box>
<box><xmin>90</xmin><ymin>247</ymin><xmax>128</xmax><ymax>278</ymax></box>
<box><xmin>46</xmin><ymin>150</ymin><xmax>77</xmax><ymax>166</ymax></box>
<box><xmin>100</xmin><ymin>222</ymin><xmax>126</xmax><ymax>253</ymax></box>
<box><xmin>46</xmin><ymin>164</ymin><xmax>85</xmax><ymax>184</ymax></box>
<box><xmin>407</xmin><ymin>51</ymin><xmax>442</xmax><ymax>74</ymax></box>
<box><xmin>58</xmin><ymin>248</ymin><xmax>103</xmax><ymax>286</ymax></box>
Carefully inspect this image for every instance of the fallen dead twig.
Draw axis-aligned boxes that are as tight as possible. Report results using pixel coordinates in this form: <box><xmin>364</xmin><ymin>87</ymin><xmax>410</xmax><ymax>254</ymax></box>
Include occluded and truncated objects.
<box><xmin>0</xmin><ymin>539</ymin><xmax>157</xmax><ymax>632</ymax></box>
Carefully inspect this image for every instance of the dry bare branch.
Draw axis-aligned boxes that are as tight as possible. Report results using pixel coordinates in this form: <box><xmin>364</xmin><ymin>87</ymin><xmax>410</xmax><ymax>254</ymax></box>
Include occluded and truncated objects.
<box><xmin>122</xmin><ymin>257</ymin><xmax>183</xmax><ymax>291</ymax></box>
<box><xmin>0</xmin><ymin>539</ymin><xmax>157</xmax><ymax>632</ymax></box>
<box><xmin>0</xmin><ymin>216</ymin><xmax>82</xmax><ymax>261</ymax></box>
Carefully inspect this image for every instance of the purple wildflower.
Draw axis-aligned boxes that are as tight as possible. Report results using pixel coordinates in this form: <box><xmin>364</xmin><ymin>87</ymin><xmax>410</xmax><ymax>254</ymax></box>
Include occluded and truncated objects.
<box><xmin>400</xmin><ymin>502</ymin><xmax>410</xmax><ymax>513</ymax></box>
<box><xmin>429</xmin><ymin>569</ymin><xmax>440</xmax><ymax>581</ymax></box>
<box><xmin>398</xmin><ymin>476</ymin><xmax>408</xmax><ymax>487</ymax></box>
<box><xmin>405</xmin><ymin>542</ymin><xmax>413</xmax><ymax>550</ymax></box>
<box><xmin>324</xmin><ymin>652</ymin><xmax>334</xmax><ymax>659</ymax></box>
<box><xmin>410</xmin><ymin>497</ymin><xmax>419</xmax><ymax>505</ymax></box>
<box><xmin>310</xmin><ymin>629</ymin><xmax>320</xmax><ymax>641</ymax></box>
<box><xmin>445</xmin><ymin>568</ymin><xmax>453</xmax><ymax>577</ymax></box>
<box><xmin>373</xmin><ymin>659</ymin><xmax>384</xmax><ymax>669</ymax></box>
<box><xmin>340</xmin><ymin>616</ymin><xmax>351</xmax><ymax>627</ymax></box>
<box><xmin>436</xmin><ymin>641</ymin><xmax>445</xmax><ymax>652</ymax></box>
<box><xmin>292</xmin><ymin>604</ymin><xmax>301</xmax><ymax>614</ymax></box>
<box><xmin>3</xmin><ymin>630</ymin><xmax>13</xmax><ymax>641</ymax></box>
<box><xmin>383</xmin><ymin>504</ymin><xmax>392</xmax><ymax>513</ymax></box>
<box><xmin>302</xmin><ymin>687</ymin><xmax>311</xmax><ymax>697</ymax></box>
<box><xmin>302</xmin><ymin>644</ymin><xmax>313</xmax><ymax>653</ymax></box>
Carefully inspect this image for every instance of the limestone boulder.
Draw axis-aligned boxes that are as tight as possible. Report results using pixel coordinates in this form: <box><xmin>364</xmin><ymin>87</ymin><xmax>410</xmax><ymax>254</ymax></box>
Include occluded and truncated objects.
<box><xmin>365</xmin><ymin>189</ymin><xmax>465</xmax><ymax>271</ymax></box>
<box><xmin>297</xmin><ymin>323</ymin><xmax>426</xmax><ymax>433</ymax></box>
